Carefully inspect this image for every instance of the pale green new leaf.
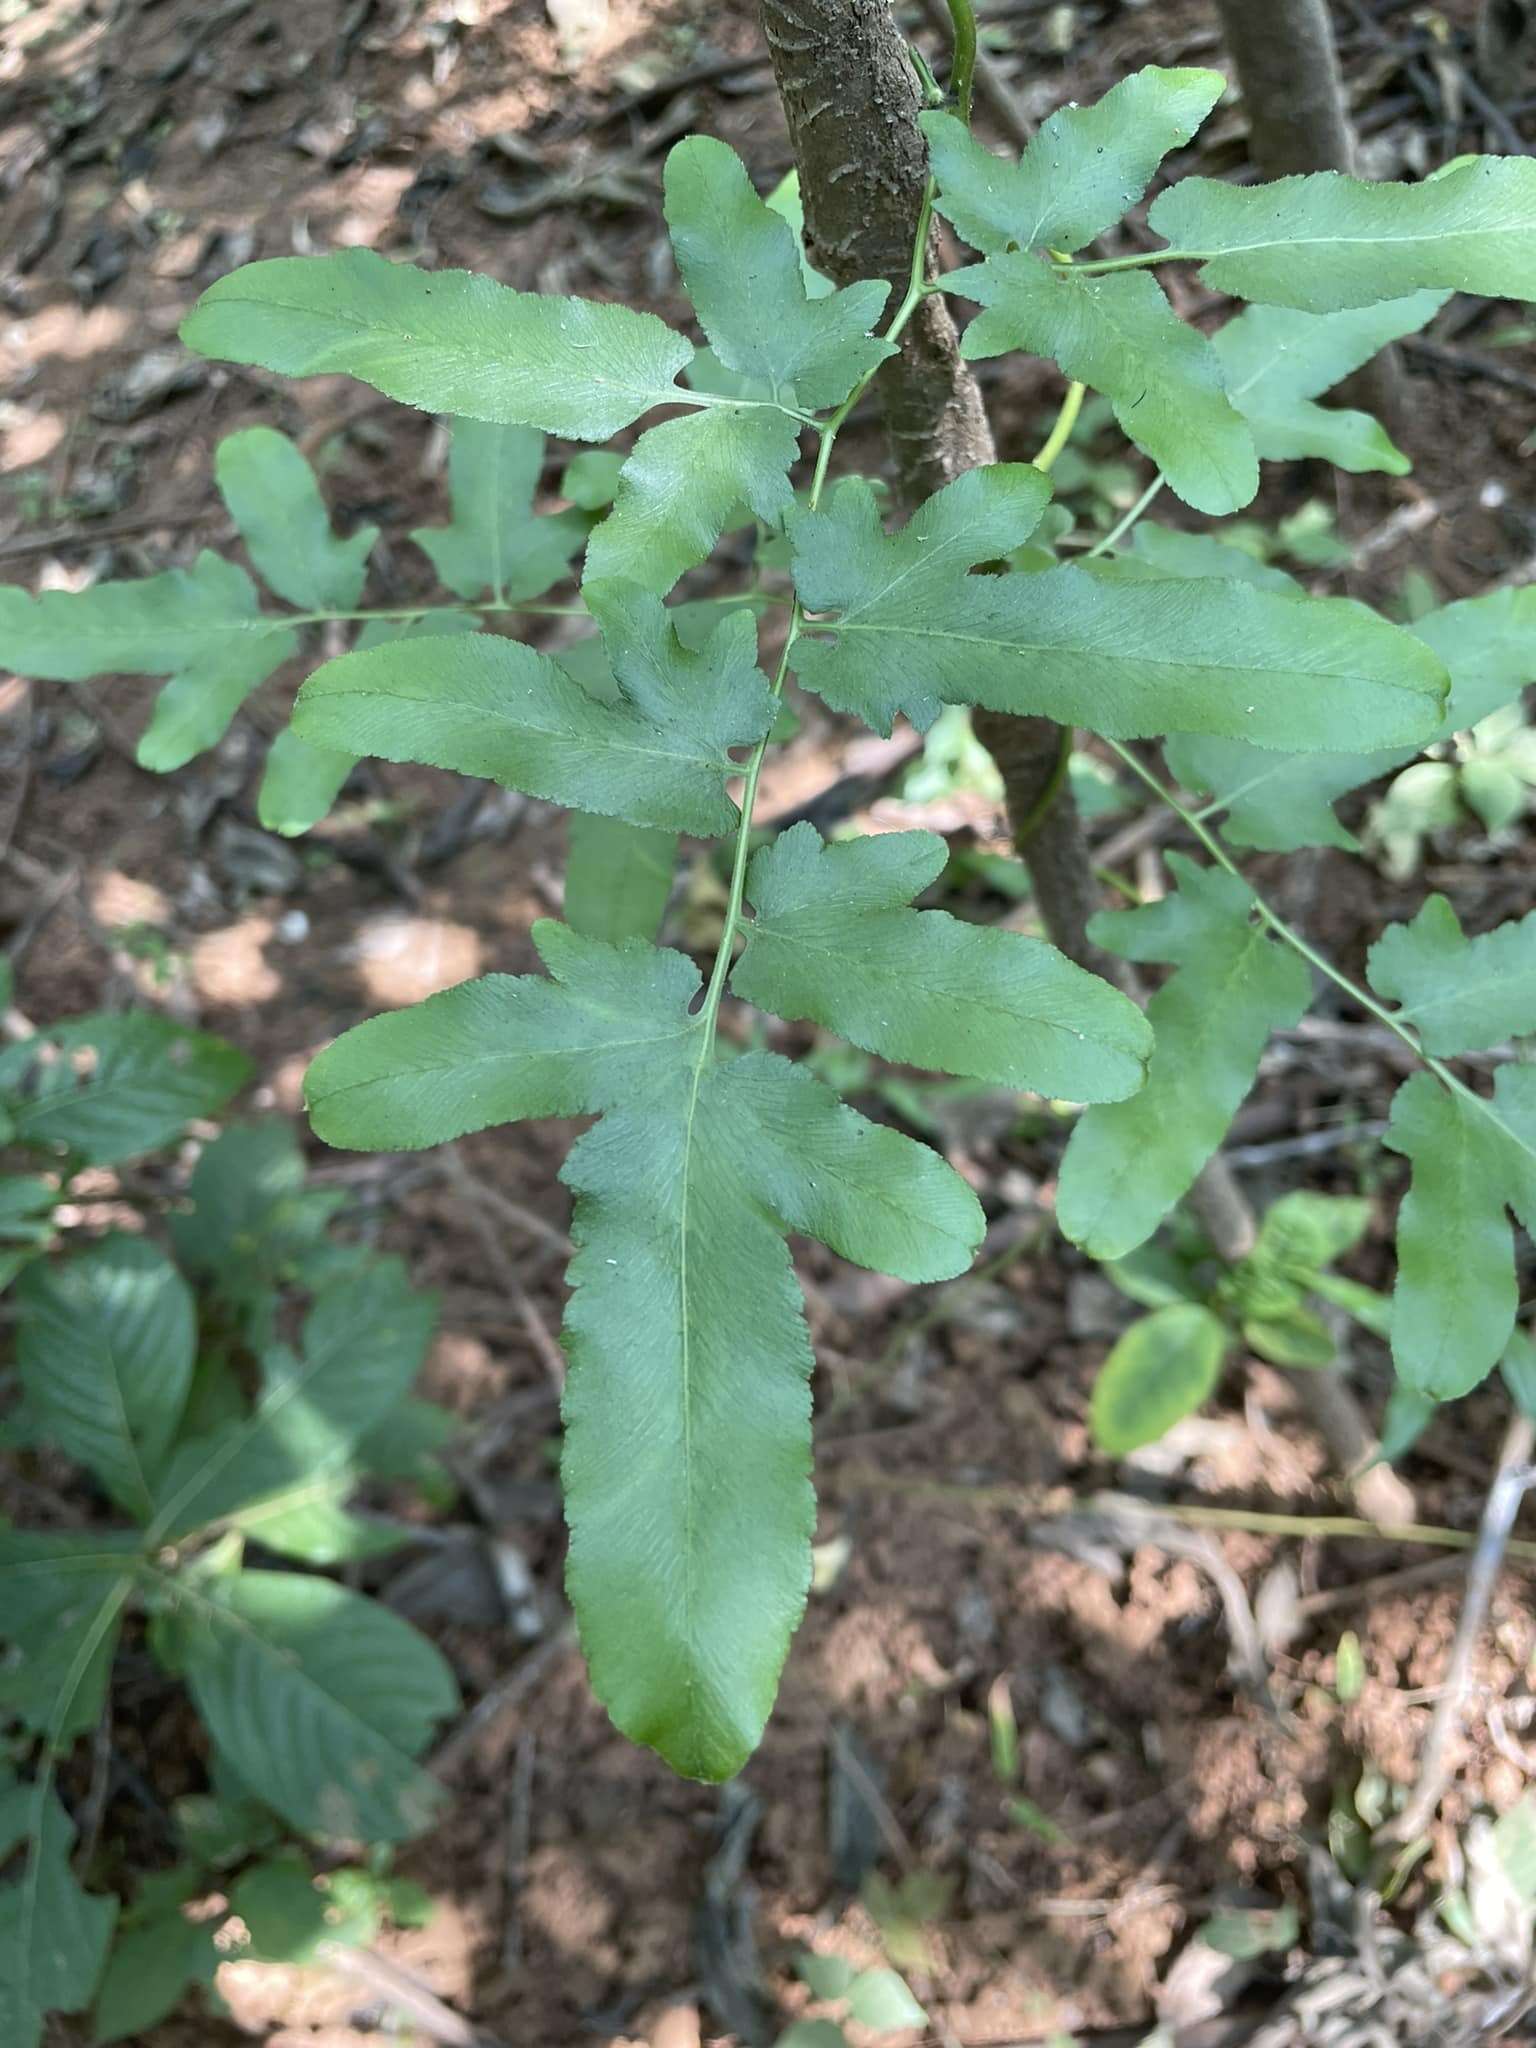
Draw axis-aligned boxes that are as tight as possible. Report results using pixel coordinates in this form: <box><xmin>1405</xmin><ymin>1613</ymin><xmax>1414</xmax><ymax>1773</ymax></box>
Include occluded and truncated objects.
<box><xmin>565</xmin><ymin>814</ymin><xmax>677</xmax><ymax>944</ymax></box>
<box><xmin>176</xmin><ymin>1572</ymin><xmax>457</xmax><ymax>1841</ymax></box>
<box><xmin>305</xmin><ymin>922</ymin><xmax>985</xmax><ymax>1777</ymax></box>
<box><xmin>259</xmin><ymin>610</ymin><xmax>478</xmax><ymax>838</ymax></box>
<box><xmin>1253</xmin><ymin>1191</ymin><xmax>1371</xmax><ymax>1275</ymax></box>
<box><xmin>257</xmin><ymin>727</ymin><xmax>356</xmax><ymax>838</ymax></box>
<box><xmin>582</xmin><ymin>403</ymin><xmax>801</xmax><ymax>593</ymax></box>
<box><xmin>1149</xmin><ymin>158</ymin><xmax>1536</xmax><ymax>311</ymax></box>
<box><xmin>409</xmin><ymin>418</ymin><xmax>584</xmax><ymax>601</ymax></box>
<box><xmin>733</xmin><ymin>823</ymin><xmax>1150</xmax><ymax>1100</ymax></box>
<box><xmin>1091</xmin><ymin>1303</ymin><xmax>1229</xmax><ymax>1455</ymax></box>
<box><xmin>0</xmin><ymin>1012</ymin><xmax>250</xmax><ymax>1164</ymax></box>
<box><xmin>292</xmin><ymin>587</ymin><xmax>774</xmax><ymax>835</ymax></box>
<box><xmin>0</xmin><ymin>552</ymin><xmax>295</xmax><ymax>772</ymax></box>
<box><xmin>764</xmin><ymin>167</ymin><xmax>833</xmax><ymax>297</ymax></box>
<box><xmin>182</xmin><ymin>248</ymin><xmax>695</xmax><ymax>438</ymax></box>
<box><xmin>789</xmin><ymin>467</ymin><xmax>1447</xmax><ymax>746</ymax></box>
<box><xmin>0</xmin><ymin>1532</ymin><xmax>138</xmax><ymax>1740</ymax></box>
<box><xmin>0</xmin><ymin>1775</ymin><xmax>118</xmax><ymax>2048</ymax></box>
<box><xmin>215</xmin><ymin>426</ymin><xmax>377</xmax><ymax>610</ymax></box>
<box><xmin>150</xmin><ymin>1257</ymin><xmax>436</xmax><ymax>1537</ymax></box>
<box><xmin>16</xmin><ymin>1234</ymin><xmax>193</xmax><ymax>1520</ymax></box>
<box><xmin>1115</xmin><ymin>524</ymin><xmax>1298</xmax><ymax>590</ymax></box>
<box><xmin>1369</xmin><ymin>894</ymin><xmax>1536</xmax><ymax>1056</ymax></box>
<box><xmin>664</xmin><ymin>135</ymin><xmax>893</xmax><ymax>408</ymax></box>
<box><xmin>1384</xmin><ymin>1068</ymin><xmax>1536</xmax><ymax>1398</ymax></box>
<box><xmin>1244</xmin><ymin>1304</ymin><xmax>1335</xmax><ymax>1368</ymax></box>
<box><xmin>1211</xmin><ymin>293</ymin><xmax>1446</xmax><ymax>473</ymax></box>
<box><xmin>922</xmin><ymin>69</ymin><xmax>1225</xmax><ymax>256</ymax></box>
<box><xmin>1057</xmin><ymin>856</ymin><xmax>1312</xmax><ymax>1258</ymax></box>
<box><xmin>1165</xmin><ymin>732</ymin><xmax>1394</xmax><ymax>852</ymax></box>
<box><xmin>562</xmin><ymin>447</ymin><xmax>625</xmax><ymax>508</ymax></box>
<box><xmin>1410</xmin><ymin>584</ymin><xmax>1536</xmax><ymax>732</ymax></box>
<box><xmin>844</xmin><ymin>1968</ymin><xmax>927</xmax><ymax>2031</ymax></box>
<box><xmin>944</xmin><ymin>259</ymin><xmax>1257</xmax><ymax>514</ymax></box>
<box><xmin>231</xmin><ymin>1485</ymin><xmax>409</xmax><ymax>1566</ymax></box>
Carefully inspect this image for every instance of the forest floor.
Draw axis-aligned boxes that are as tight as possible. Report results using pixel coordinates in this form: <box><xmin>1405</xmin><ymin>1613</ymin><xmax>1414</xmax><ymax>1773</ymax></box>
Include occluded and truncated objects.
<box><xmin>4</xmin><ymin>0</ymin><xmax>1536</xmax><ymax>2042</ymax></box>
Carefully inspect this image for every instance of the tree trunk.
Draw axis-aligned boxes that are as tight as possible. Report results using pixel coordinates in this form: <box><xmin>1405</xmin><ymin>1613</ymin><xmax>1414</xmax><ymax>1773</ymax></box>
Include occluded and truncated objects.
<box><xmin>759</xmin><ymin>0</ymin><xmax>1109</xmax><ymax>979</ymax></box>
<box><xmin>1210</xmin><ymin>0</ymin><xmax>1403</xmax><ymax>432</ymax></box>
<box><xmin>1210</xmin><ymin>0</ymin><xmax>1355</xmax><ymax>178</ymax></box>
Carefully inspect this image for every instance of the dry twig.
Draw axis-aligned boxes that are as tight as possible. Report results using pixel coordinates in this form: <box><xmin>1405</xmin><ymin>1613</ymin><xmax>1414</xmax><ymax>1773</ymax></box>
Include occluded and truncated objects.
<box><xmin>1388</xmin><ymin>1409</ymin><xmax>1536</xmax><ymax>1842</ymax></box>
<box><xmin>438</xmin><ymin>1146</ymin><xmax>568</xmax><ymax>1386</ymax></box>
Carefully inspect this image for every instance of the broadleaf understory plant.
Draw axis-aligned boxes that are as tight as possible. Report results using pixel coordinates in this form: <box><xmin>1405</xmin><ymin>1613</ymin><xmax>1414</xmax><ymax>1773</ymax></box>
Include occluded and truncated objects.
<box><xmin>0</xmin><ymin>1021</ymin><xmax>457</xmax><ymax>2046</ymax></box>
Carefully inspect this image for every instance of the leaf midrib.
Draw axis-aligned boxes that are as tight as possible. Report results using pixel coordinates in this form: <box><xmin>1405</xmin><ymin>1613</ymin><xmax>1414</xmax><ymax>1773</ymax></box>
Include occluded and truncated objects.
<box><xmin>310</xmin><ymin>1022</ymin><xmax>696</xmax><ymax>1109</ymax></box>
<box><xmin>14</xmin><ymin>1574</ymin><xmax>132</xmax><ymax>1998</ymax></box>
<box><xmin>1183</xmin><ymin>214</ymin><xmax>1534</xmax><ymax>265</ymax></box>
<box><xmin>145</xmin><ymin>1305</ymin><xmax>377</xmax><ymax>1541</ymax></box>
<box><xmin>752</xmin><ymin>917</ymin><xmax>1138</xmax><ymax>1061</ymax></box>
<box><xmin>829</xmin><ymin>613</ymin><xmax>1436</xmax><ymax>701</ymax></box>
<box><xmin>302</xmin><ymin>684</ymin><xmax>724</xmax><ymax>772</ymax></box>
<box><xmin>196</xmin><ymin>285</ymin><xmax>681</xmax><ymax>405</ymax></box>
<box><xmin>168</xmin><ymin>1571</ymin><xmax>438</xmax><ymax>1801</ymax></box>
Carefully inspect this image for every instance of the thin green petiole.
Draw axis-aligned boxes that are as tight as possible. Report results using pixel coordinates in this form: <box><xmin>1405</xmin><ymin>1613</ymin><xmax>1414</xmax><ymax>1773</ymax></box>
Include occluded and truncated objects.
<box><xmin>1031</xmin><ymin>381</ymin><xmax>1086</xmax><ymax>473</ymax></box>
<box><xmin>697</xmin><ymin>607</ymin><xmax>803</xmax><ymax>1035</ymax></box>
<box><xmin>1085</xmin><ymin>474</ymin><xmax>1166</xmax><ymax>558</ymax></box>
<box><xmin>811</xmin><ymin>177</ymin><xmax>941</xmax><ymax>487</ymax></box>
<box><xmin>271</xmin><ymin>589</ymin><xmax>789</xmax><ymax>633</ymax></box>
<box><xmin>1073</xmin><ymin>247</ymin><xmax>1198</xmax><ymax>275</ymax></box>
<box><xmin>1102</xmin><ymin>738</ymin><xmax>1536</xmax><ymax>1169</ymax></box>
<box><xmin>695</xmin><ymin>161</ymin><xmax>940</xmax><ymax>1047</ymax></box>
<box><xmin>683</xmin><ymin>387</ymin><xmax>819</xmax><ymax>426</ymax></box>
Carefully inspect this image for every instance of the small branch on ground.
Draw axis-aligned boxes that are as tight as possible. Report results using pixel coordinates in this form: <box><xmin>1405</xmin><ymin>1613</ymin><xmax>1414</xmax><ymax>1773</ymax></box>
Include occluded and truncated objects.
<box><xmin>320</xmin><ymin>1944</ymin><xmax>508</xmax><ymax>2048</ymax></box>
<box><xmin>1387</xmin><ymin>1409</ymin><xmax>1536</xmax><ymax>1844</ymax></box>
<box><xmin>430</xmin><ymin>1621</ymin><xmax>578</xmax><ymax>1781</ymax></box>
<box><xmin>438</xmin><ymin>1145</ymin><xmax>569</xmax><ymax>1384</ymax></box>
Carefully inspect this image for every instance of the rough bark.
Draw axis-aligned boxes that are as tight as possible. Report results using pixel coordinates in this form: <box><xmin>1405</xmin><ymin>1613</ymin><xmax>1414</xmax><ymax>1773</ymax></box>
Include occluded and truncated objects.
<box><xmin>1210</xmin><ymin>0</ymin><xmax>1402</xmax><ymax>431</ymax></box>
<box><xmin>759</xmin><ymin>0</ymin><xmax>1107</xmax><ymax>978</ymax></box>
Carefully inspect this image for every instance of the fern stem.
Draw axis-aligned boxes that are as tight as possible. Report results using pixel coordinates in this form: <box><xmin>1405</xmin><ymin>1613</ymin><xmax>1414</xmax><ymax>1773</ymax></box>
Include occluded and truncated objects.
<box><xmin>1073</xmin><ymin>247</ymin><xmax>1197</xmax><ymax>274</ymax></box>
<box><xmin>271</xmin><ymin>591</ymin><xmax>787</xmax><ymax>632</ymax></box>
<box><xmin>1388</xmin><ymin>1408</ymin><xmax>1536</xmax><ymax>1841</ymax></box>
<box><xmin>1031</xmin><ymin>381</ymin><xmax>1086</xmax><ymax>473</ymax></box>
<box><xmin>1085</xmin><ymin>473</ymin><xmax>1166</xmax><ymax>557</ymax></box>
<box><xmin>1102</xmin><ymin>739</ymin><xmax>1536</xmax><ymax>1170</ymax></box>
<box><xmin>697</xmin><ymin>606</ymin><xmax>802</xmax><ymax>1034</ymax></box>
<box><xmin>698</xmin><ymin>184</ymin><xmax>942</xmax><ymax>1037</ymax></box>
